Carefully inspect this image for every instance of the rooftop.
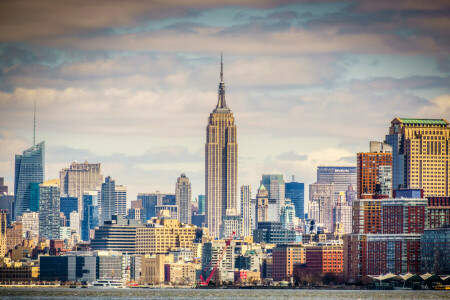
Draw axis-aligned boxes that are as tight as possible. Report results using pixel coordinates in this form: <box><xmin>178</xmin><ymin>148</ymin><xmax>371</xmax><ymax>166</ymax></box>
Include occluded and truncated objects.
<box><xmin>397</xmin><ymin>118</ymin><xmax>449</xmax><ymax>126</ymax></box>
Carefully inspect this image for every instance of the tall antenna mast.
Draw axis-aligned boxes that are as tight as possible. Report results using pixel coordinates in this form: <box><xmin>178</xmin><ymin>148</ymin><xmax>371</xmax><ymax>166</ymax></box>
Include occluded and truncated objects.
<box><xmin>220</xmin><ymin>52</ymin><xmax>223</xmax><ymax>82</ymax></box>
<box><xmin>33</xmin><ymin>101</ymin><xmax>36</xmax><ymax>146</ymax></box>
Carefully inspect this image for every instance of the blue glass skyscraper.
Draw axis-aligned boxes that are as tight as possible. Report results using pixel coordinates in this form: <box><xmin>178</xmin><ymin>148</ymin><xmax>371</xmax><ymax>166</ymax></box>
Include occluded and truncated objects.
<box><xmin>198</xmin><ymin>195</ymin><xmax>205</xmax><ymax>214</ymax></box>
<box><xmin>14</xmin><ymin>141</ymin><xmax>45</xmax><ymax>219</ymax></box>
<box><xmin>60</xmin><ymin>196</ymin><xmax>78</xmax><ymax>222</ymax></box>
<box><xmin>81</xmin><ymin>192</ymin><xmax>99</xmax><ymax>241</ymax></box>
<box><xmin>385</xmin><ymin>132</ymin><xmax>405</xmax><ymax>190</ymax></box>
<box><xmin>285</xmin><ymin>182</ymin><xmax>304</xmax><ymax>219</ymax></box>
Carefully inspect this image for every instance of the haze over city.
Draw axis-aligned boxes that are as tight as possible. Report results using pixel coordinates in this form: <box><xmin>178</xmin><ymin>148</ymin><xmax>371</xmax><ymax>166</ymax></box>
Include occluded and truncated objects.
<box><xmin>0</xmin><ymin>0</ymin><xmax>449</xmax><ymax>203</ymax></box>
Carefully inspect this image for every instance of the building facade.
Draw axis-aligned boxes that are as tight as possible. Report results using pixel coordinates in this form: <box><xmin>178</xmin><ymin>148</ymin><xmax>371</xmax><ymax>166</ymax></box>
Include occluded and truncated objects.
<box><xmin>60</xmin><ymin>161</ymin><xmax>102</xmax><ymax>215</ymax></box>
<box><xmin>205</xmin><ymin>57</ymin><xmax>238</xmax><ymax>238</ymax></box>
<box><xmin>357</xmin><ymin>142</ymin><xmax>393</xmax><ymax>198</ymax></box>
<box><xmin>39</xmin><ymin>181</ymin><xmax>60</xmax><ymax>240</ymax></box>
<box><xmin>420</xmin><ymin>227</ymin><xmax>450</xmax><ymax>274</ymax></box>
<box><xmin>385</xmin><ymin>118</ymin><xmax>450</xmax><ymax>195</ymax></box>
<box><xmin>305</xmin><ymin>244</ymin><xmax>344</xmax><ymax>274</ymax></box>
<box><xmin>309</xmin><ymin>182</ymin><xmax>334</xmax><ymax>231</ymax></box>
<box><xmin>285</xmin><ymin>182</ymin><xmax>305</xmax><ymax>219</ymax></box>
<box><xmin>176</xmin><ymin>174</ymin><xmax>191</xmax><ymax>225</ymax></box>
<box><xmin>240</xmin><ymin>185</ymin><xmax>251</xmax><ymax>238</ymax></box>
<box><xmin>256</xmin><ymin>185</ymin><xmax>269</xmax><ymax>225</ymax></box>
<box><xmin>14</xmin><ymin>141</ymin><xmax>45</xmax><ymax>219</ymax></box>
<box><xmin>272</xmin><ymin>244</ymin><xmax>305</xmax><ymax>281</ymax></box>
<box><xmin>260</xmin><ymin>174</ymin><xmax>285</xmax><ymax>221</ymax></box>
<box><xmin>135</xmin><ymin>218</ymin><xmax>197</xmax><ymax>255</ymax></box>
<box><xmin>317</xmin><ymin>166</ymin><xmax>356</xmax><ymax>202</ymax></box>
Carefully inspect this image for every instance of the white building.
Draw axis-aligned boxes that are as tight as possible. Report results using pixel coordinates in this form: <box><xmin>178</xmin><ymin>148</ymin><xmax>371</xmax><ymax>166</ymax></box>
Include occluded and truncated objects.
<box><xmin>22</xmin><ymin>211</ymin><xmax>39</xmax><ymax>238</ymax></box>
<box><xmin>70</xmin><ymin>211</ymin><xmax>80</xmax><ymax>234</ymax></box>
<box><xmin>240</xmin><ymin>185</ymin><xmax>251</xmax><ymax>237</ymax></box>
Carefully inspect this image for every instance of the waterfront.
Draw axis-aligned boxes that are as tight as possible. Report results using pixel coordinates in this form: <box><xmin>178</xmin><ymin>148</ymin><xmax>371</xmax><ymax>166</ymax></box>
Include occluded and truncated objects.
<box><xmin>0</xmin><ymin>288</ymin><xmax>448</xmax><ymax>299</ymax></box>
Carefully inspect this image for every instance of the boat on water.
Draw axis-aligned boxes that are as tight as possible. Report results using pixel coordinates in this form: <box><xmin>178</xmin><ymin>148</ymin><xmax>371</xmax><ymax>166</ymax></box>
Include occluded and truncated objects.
<box><xmin>88</xmin><ymin>279</ymin><xmax>126</xmax><ymax>288</ymax></box>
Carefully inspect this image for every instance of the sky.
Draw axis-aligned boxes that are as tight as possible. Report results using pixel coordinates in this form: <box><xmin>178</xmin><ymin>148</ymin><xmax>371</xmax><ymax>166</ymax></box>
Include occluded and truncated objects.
<box><xmin>0</xmin><ymin>0</ymin><xmax>449</xmax><ymax>208</ymax></box>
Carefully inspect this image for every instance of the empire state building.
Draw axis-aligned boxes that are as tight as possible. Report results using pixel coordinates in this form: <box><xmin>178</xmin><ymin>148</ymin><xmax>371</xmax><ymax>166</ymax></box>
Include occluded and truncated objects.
<box><xmin>205</xmin><ymin>56</ymin><xmax>238</xmax><ymax>238</ymax></box>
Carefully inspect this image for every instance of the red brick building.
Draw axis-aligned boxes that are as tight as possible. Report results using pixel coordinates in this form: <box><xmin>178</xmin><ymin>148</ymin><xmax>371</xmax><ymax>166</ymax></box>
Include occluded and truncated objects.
<box><xmin>345</xmin><ymin>197</ymin><xmax>427</xmax><ymax>281</ymax></box>
<box><xmin>272</xmin><ymin>244</ymin><xmax>305</xmax><ymax>281</ymax></box>
<box><xmin>427</xmin><ymin>196</ymin><xmax>450</xmax><ymax>228</ymax></box>
<box><xmin>305</xmin><ymin>244</ymin><xmax>343</xmax><ymax>274</ymax></box>
<box><xmin>357</xmin><ymin>150</ymin><xmax>392</xmax><ymax>199</ymax></box>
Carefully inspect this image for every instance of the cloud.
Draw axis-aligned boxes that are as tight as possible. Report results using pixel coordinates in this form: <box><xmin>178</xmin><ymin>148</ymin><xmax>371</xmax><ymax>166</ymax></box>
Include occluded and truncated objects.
<box><xmin>278</xmin><ymin>151</ymin><xmax>308</xmax><ymax>161</ymax></box>
<box><xmin>417</xmin><ymin>94</ymin><xmax>450</xmax><ymax>117</ymax></box>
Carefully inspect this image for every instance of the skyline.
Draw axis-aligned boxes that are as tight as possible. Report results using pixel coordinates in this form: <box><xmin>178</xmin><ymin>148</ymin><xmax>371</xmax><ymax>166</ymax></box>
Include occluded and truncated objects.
<box><xmin>1</xmin><ymin>1</ymin><xmax>449</xmax><ymax>202</ymax></box>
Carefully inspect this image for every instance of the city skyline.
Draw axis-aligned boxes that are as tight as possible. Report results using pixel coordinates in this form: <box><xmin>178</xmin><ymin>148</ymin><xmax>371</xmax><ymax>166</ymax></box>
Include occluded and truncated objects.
<box><xmin>1</xmin><ymin>1</ymin><xmax>449</xmax><ymax>203</ymax></box>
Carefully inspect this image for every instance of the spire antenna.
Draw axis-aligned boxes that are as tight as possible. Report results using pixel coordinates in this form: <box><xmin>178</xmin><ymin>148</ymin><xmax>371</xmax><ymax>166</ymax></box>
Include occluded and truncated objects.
<box><xmin>33</xmin><ymin>101</ymin><xmax>36</xmax><ymax>146</ymax></box>
<box><xmin>220</xmin><ymin>52</ymin><xmax>223</xmax><ymax>82</ymax></box>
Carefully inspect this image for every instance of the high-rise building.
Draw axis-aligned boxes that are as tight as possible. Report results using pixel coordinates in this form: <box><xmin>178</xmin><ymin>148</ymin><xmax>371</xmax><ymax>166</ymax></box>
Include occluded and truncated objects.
<box><xmin>59</xmin><ymin>161</ymin><xmax>103</xmax><ymax>214</ymax></box>
<box><xmin>70</xmin><ymin>211</ymin><xmax>80</xmax><ymax>234</ymax></box>
<box><xmin>14</xmin><ymin>141</ymin><xmax>45</xmax><ymax>219</ymax></box>
<box><xmin>39</xmin><ymin>180</ymin><xmax>60</xmax><ymax>240</ymax></box>
<box><xmin>317</xmin><ymin>166</ymin><xmax>356</xmax><ymax>202</ymax></box>
<box><xmin>256</xmin><ymin>185</ymin><xmax>269</xmax><ymax>224</ymax></box>
<box><xmin>285</xmin><ymin>182</ymin><xmax>304</xmax><ymax>219</ymax></box>
<box><xmin>137</xmin><ymin>193</ymin><xmax>158</xmax><ymax>221</ymax></box>
<box><xmin>309</xmin><ymin>182</ymin><xmax>334</xmax><ymax>231</ymax></box>
<box><xmin>385</xmin><ymin>118</ymin><xmax>450</xmax><ymax>195</ymax></box>
<box><xmin>101</xmin><ymin>177</ymin><xmax>115</xmax><ymax>224</ymax></box>
<box><xmin>115</xmin><ymin>185</ymin><xmax>127</xmax><ymax>217</ymax></box>
<box><xmin>240</xmin><ymin>185</ymin><xmax>251</xmax><ymax>238</ymax></box>
<box><xmin>81</xmin><ymin>191</ymin><xmax>99</xmax><ymax>241</ymax></box>
<box><xmin>280</xmin><ymin>199</ymin><xmax>296</xmax><ymax>230</ymax></box>
<box><xmin>176</xmin><ymin>174</ymin><xmax>191</xmax><ymax>225</ymax></box>
<box><xmin>205</xmin><ymin>56</ymin><xmax>238</xmax><ymax>238</ymax></box>
<box><xmin>100</xmin><ymin>177</ymin><xmax>126</xmax><ymax>223</ymax></box>
<box><xmin>357</xmin><ymin>142</ymin><xmax>393</xmax><ymax>198</ymax></box>
<box><xmin>22</xmin><ymin>211</ymin><xmax>39</xmax><ymax>239</ymax></box>
<box><xmin>60</xmin><ymin>196</ymin><xmax>78</xmax><ymax>223</ymax></box>
<box><xmin>198</xmin><ymin>195</ymin><xmax>205</xmax><ymax>214</ymax></box>
<box><xmin>333</xmin><ymin>192</ymin><xmax>352</xmax><ymax>233</ymax></box>
<box><xmin>261</xmin><ymin>174</ymin><xmax>285</xmax><ymax>221</ymax></box>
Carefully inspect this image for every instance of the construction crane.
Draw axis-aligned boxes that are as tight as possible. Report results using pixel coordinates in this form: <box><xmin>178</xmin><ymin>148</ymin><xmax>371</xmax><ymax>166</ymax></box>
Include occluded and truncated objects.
<box><xmin>199</xmin><ymin>231</ymin><xmax>235</xmax><ymax>285</ymax></box>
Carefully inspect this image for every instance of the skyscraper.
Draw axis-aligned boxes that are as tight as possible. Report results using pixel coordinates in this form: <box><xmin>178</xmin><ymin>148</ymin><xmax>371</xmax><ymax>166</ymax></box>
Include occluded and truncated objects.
<box><xmin>240</xmin><ymin>185</ymin><xmax>251</xmax><ymax>237</ymax></box>
<box><xmin>115</xmin><ymin>185</ymin><xmax>127</xmax><ymax>217</ymax></box>
<box><xmin>260</xmin><ymin>174</ymin><xmax>285</xmax><ymax>221</ymax></box>
<box><xmin>176</xmin><ymin>174</ymin><xmax>191</xmax><ymax>224</ymax></box>
<box><xmin>39</xmin><ymin>180</ymin><xmax>60</xmax><ymax>240</ymax></box>
<box><xmin>198</xmin><ymin>195</ymin><xmax>205</xmax><ymax>215</ymax></box>
<box><xmin>357</xmin><ymin>141</ymin><xmax>393</xmax><ymax>198</ymax></box>
<box><xmin>81</xmin><ymin>191</ymin><xmax>99</xmax><ymax>241</ymax></box>
<box><xmin>101</xmin><ymin>176</ymin><xmax>115</xmax><ymax>224</ymax></box>
<box><xmin>309</xmin><ymin>182</ymin><xmax>334</xmax><ymax>231</ymax></box>
<box><xmin>256</xmin><ymin>185</ymin><xmax>269</xmax><ymax>224</ymax></box>
<box><xmin>14</xmin><ymin>141</ymin><xmax>45</xmax><ymax>219</ymax></box>
<box><xmin>280</xmin><ymin>199</ymin><xmax>296</xmax><ymax>230</ymax></box>
<box><xmin>60</xmin><ymin>161</ymin><xmax>103</xmax><ymax>214</ymax></box>
<box><xmin>385</xmin><ymin>118</ymin><xmax>450</xmax><ymax>196</ymax></box>
<box><xmin>205</xmin><ymin>55</ymin><xmax>238</xmax><ymax>238</ymax></box>
<box><xmin>317</xmin><ymin>166</ymin><xmax>356</xmax><ymax>202</ymax></box>
<box><xmin>285</xmin><ymin>181</ymin><xmax>305</xmax><ymax>219</ymax></box>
